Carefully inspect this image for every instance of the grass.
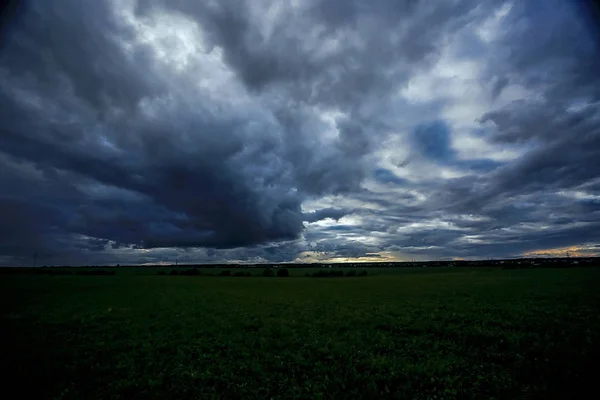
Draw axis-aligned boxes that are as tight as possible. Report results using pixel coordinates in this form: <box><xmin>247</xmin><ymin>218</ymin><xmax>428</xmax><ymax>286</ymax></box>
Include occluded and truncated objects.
<box><xmin>1</xmin><ymin>267</ymin><xmax>599</xmax><ymax>399</ymax></box>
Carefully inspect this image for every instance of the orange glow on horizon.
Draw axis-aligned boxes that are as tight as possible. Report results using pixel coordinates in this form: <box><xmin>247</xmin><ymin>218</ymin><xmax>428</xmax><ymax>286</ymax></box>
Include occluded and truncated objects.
<box><xmin>522</xmin><ymin>245</ymin><xmax>597</xmax><ymax>258</ymax></box>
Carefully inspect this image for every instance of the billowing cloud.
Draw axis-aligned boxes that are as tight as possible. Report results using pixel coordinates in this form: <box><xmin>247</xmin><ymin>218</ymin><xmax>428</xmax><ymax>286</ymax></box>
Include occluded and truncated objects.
<box><xmin>0</xmin><ymin>0</ymin><xmax>599</xmax><ymax>265</ymax></box>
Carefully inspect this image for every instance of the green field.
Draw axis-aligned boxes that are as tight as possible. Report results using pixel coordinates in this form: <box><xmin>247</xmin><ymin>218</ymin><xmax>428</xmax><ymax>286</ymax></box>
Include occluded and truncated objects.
<box><xmin>2</xmin><ymin>268</ymin><xmax>599</xmax><ymax>399</ymax></box>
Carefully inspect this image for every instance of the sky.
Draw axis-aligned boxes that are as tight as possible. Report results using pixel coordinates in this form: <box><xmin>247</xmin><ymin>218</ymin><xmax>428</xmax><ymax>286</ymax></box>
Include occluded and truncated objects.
<box><xmin>1</xmin><ymin>0</ymin><xmax>599</xmax><ymax>266</ymax></box>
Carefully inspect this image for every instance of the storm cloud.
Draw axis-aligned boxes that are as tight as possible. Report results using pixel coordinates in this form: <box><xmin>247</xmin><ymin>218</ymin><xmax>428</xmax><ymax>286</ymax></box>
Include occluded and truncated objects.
<box><xmin>1</xmin><ymin>0</ymin><xmax>599</xmax><ymax>265</ymax></box>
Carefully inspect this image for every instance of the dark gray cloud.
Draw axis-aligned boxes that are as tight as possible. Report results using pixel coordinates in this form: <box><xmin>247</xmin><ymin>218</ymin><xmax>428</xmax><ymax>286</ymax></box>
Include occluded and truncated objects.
<box><xmin>0</xmin><ymin>0</ymin><xmax>599</xmax><ymax>265</ymax></box>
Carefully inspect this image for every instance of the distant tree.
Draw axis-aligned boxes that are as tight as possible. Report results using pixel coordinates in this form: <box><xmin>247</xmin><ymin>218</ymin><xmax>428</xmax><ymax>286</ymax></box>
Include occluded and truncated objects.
<box><xmin>181</xmin><ymin>268</ymin><xmax>200</xmax><ymax>276</ymax></box>
<box><xmin>345</xmin><ymin>270</ymin><xmax>356</xmax><ymax>277</ymax></box>
<box><xmin>219</xmin><ymin>270</ymin><xmax>231</xmax><ymax>276</ymax></box>
<box><xmin>276</xmin><ymin>268</ymin><xmax>289</xmax><ymax>277</ymax></box>
<box><xmin>358</xmin><ymin>270</ymin><xmax>368</xmax><ymax>277</ymax></box>
<box><xmin>76</xmin><ymin>269</ymin><xmax>115</xmax><ymax>276</ymax></box>
<box><xmin>262</xmin><ymin>268</ymin><xmax>275</xmax><ymax>277</ymax></box>
<box><xmin>311</xmin><ymin>270</ymin><xmax>344</xmax><ymax>278</ymax></box>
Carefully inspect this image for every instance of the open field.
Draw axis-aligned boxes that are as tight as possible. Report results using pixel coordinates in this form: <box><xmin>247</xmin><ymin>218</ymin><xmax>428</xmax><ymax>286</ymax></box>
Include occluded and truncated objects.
<box><xmin>2</xmin><ymin>267</ymin><xmax>599</xmax><ymax>399</ymax></box>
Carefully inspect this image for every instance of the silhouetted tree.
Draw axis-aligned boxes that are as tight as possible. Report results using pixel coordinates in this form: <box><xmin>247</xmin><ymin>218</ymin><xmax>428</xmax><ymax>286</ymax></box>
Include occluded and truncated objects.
<box><xmin>276</xmin><ymin>268</ymin><xmax>289</xmax><ymax>277</ymax></box>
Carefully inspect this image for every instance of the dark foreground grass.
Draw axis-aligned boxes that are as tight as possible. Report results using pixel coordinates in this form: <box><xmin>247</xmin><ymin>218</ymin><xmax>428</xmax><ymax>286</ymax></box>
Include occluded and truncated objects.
<box><xmin>1</xmin><ymin>268</ymin><xmax>599</xmax><ymax>399</ymax></box>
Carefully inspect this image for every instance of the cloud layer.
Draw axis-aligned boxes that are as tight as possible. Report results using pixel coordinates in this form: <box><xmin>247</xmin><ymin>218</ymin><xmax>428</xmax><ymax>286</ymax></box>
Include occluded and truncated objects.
<box><xmin>1</xmin><ymin>0</ymin><xmax>599</xmax><ymax>265</ymax></box>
